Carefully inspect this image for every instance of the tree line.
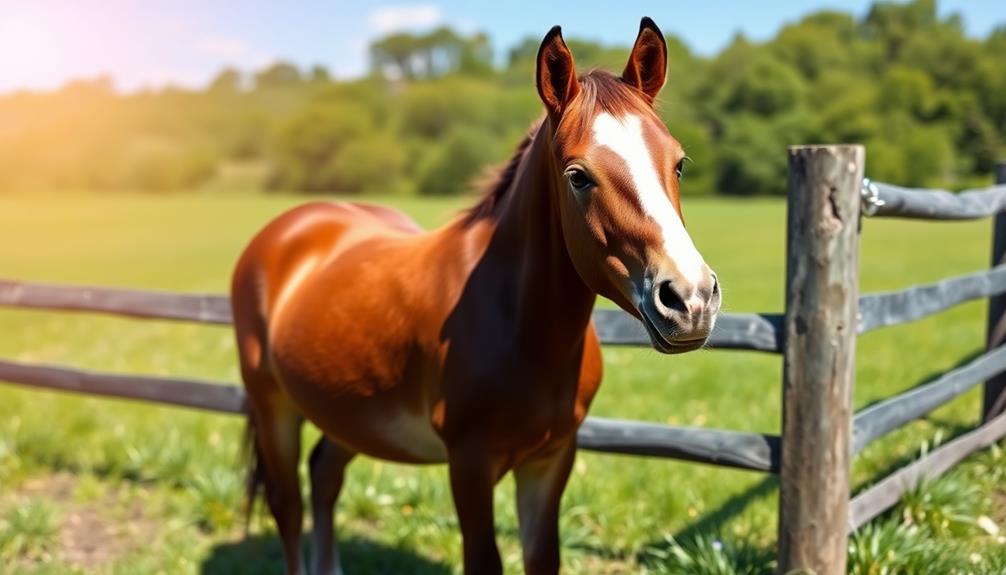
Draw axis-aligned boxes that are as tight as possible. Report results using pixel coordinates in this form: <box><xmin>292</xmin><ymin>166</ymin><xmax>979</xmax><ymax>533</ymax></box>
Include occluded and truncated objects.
<box><xmin>0</xmin><ymin>0</ymin><xmax>1003</xmax><ymax>196</ymax></box>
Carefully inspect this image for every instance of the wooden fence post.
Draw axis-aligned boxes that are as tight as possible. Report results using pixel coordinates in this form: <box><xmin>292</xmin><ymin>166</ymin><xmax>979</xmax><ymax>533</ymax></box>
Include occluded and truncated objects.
<box><xmin>778</xmin><ymin>145</ymin><xmax>863</xmax><ymax>574</ymax></box>
<box><xmin>984</xmin><ymin>162</ymin><xmax>1006</xmax><ymax>423</ymax></box>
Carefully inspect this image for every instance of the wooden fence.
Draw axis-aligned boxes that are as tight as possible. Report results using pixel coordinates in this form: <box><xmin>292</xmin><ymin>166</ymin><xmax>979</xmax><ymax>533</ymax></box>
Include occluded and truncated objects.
<box><xmin>1</xmin><ymin>148</ymin><xmax>1005</xmax><ymax>574</ymax></box>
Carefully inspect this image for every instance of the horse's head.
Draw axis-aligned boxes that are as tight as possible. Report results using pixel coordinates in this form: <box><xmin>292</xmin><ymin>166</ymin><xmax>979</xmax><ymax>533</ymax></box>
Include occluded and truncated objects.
<box><xmin>536</xmin><ymin>18</ymin><xmax>720</xmax><ymax>354</ymax></box>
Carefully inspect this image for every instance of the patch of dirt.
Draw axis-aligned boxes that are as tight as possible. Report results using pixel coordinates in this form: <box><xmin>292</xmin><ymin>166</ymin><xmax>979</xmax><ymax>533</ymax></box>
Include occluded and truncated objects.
<box><xmin>59</xmin><ymin>505</ymin><xmax>116</xmax><ymax>567</ymax></box>
<box><xmin>9</xmin><ymin>471</ymin><xmax>160</xmax><ymax>570</ymax></box>
<box><xmin>17</xmin><ymin>472</ymin><xmax>76</xmax><ymax>500</ymax></box>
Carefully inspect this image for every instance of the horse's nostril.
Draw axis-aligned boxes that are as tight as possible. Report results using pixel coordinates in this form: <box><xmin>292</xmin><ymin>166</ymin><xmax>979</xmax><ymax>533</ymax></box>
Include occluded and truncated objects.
<box><xmin>657</xmin><ymin>281</ymin><xmax>687</xmax><ymax>315</ymax></box>
<box><xmin>712</xmin><ymin>276</ymin><xmax>720</xmax><ymax>296</ymax></box>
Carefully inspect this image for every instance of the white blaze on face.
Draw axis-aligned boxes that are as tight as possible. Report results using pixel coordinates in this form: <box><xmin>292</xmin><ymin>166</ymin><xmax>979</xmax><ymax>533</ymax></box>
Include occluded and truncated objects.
<box><xmin>591</xmin><ymin>112</ymin><xmax>707</xmax><ymax>285</ymax></box>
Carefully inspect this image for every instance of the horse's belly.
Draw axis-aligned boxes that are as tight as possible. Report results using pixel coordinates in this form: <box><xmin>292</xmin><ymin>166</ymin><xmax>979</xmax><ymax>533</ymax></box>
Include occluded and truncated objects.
<box><xmin>302</xmin><ymin>397</ymin><xmax>448</xmax><ymax>464</ymax></box>
<box><xmin>268</xmin><ymin>280</ymin><xmax>447</xmax><ymax>463</ymax></box>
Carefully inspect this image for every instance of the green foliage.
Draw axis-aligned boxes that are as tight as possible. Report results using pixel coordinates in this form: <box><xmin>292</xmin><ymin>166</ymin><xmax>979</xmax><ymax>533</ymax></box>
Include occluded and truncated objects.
<box><xmin>207</xmin><ymin>68</ymin><xmax>241</xmax><ymax>94</ymax></box>
<box><xmin>112</xmin><ymin>142</ymin><xmax>218</xmax><ymax>192</ymax></box>
<box><xmin>416</xmin><ymin>127</ymin><xmax>499</xmax><ymax>196</ymax></box>
<box><xmin>643</xmin><ymin>534</ymin><xmax>774</xmax><ymax>574</ymax></box>
<box><xmin>268</xmin><ymin>102</ymin><xmax>375</xmax><ymax>192</ymax></box>
<box><xmin>325</xmin><ymin>133</ymin><xmax>406</xmax><ymax>195</ymax></box>
<box><xmin>847</xmin><ymin>520</ymin><xmax>967</xmax><ymax>574</ymax></box>
<box><xmin>664</xmin><ymin>117</ymin><xmax>717</xmax><ymax>196</ymax></box>
<box><xmin>899</xmin><ymin>476</ymin><xmax>983</xmax><ymax>537</ymax></box>
<box><xmin>772</xmin><ymin>20</ymin><xmax>850</xmax><ymax>80</ymax></box>
<box><xmin>401</xmin><ymin>80</ymin><xmax>493</xmax><ymax>139</ymax></box>
<box><xmin>254</xmin><ymin>61</ymin><xmax>303</xmax><ymax>89</ymax></box>
<box><xmin>370</xmin><ymin>27</ymin><xmax>493</xmax><ymax>80</ymax></box>
<box><xmin>716</xmin><ymin>112</ymin><xmax>815</xmax><ymax>196</ymax></box>
<box><xmin>723</xmin><ymin>55</ymin><xmax>806</xmax><ymax>117</ymax></box>
<box><xmin>960</xmin><ymin>441</ymin><xmax>1006</xmax><ymax>489</ymax></box>
<box><xmin>843</xmin><ymin>455</ymin><xmax>1006</xmax><ymax>575</ymax></box>
<box><xmin>1</xmin><ymin>0</ymin><xmax>1003</xmax><ymax>195</ymax></box>
<box><xmin>879</xmin><ymin>66</ymin><xmax>937</xmax><ymax>118</ymax></box>
<box><xmin>0</xmin><ymin>499</ymin><xmax>60</xmax><ymax>561</ymax></box>
<box><xmin>187</xmin><ymin>468</ymin><xmax>243</xmax><ymax>532</ymax></box>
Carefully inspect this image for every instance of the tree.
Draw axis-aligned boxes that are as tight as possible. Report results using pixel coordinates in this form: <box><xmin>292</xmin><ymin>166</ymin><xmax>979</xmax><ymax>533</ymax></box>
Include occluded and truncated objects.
<box><xmin>310</xmin><ymin>65</ymin><xmax>331</xmax><ymax>84</ymax></box>
<box><xmin>322</xmin><ymin>134</ymin><xmax>405</xmax><ymax>194</ymax></box>
<box><xmin>863</xmin><ymin>0</ymin><xmax>938</xmax><ymax>59</ymax></box>
<box><xmin>878</xmin><ymin>66</ymin><xmax>936</xmax><ymax>119</ymax></box>
<box><xmin>254</xmin><ymin>62</ymin><xmax>303</xmax><ymax>89</ymax></box>
<box><xmin>716</xmin><ymin>113</ymin><xmax>814</xmax><ymax>196</ymax></box>
<box><xmin>458</xmin><ymin>31</ymin><xmax>494</xmax><ymax>76</ymax></box>
<box><xmin>371</xmin><ymin>27</ymin><xmax>495</xmax><ymax>80</ymax></box>
<box><xmin>371</xmin><ymin>32</ymin><xmax>422</xmax><ymax>80</ymax></box>
<box><xmin>772</xmin><ymin>21</ymin><xmax>849</xmax><ymax>80</ymax></box>
<box><xmin>401</xmin><ymin>79</ymin><xmax>492</xmax><ymax>139</ymax></box>
<box><xmin>707</xmin><ymin>47</ymin><xmax>806</xmax><ymax>118</ymax></box>
<box><xmin>208</xmin><ymin>68</ymin><xmax>242</xmax><ymax>93</ymax></box>
<box><xmin>268</xmin><ymin>103</ymin><xmax>373</xmax><ymax>192</ymax></box>
<box><xmin>417</xmin><ymin>128</ymin><xmax>499</xmax><ymax>196</ymax></box>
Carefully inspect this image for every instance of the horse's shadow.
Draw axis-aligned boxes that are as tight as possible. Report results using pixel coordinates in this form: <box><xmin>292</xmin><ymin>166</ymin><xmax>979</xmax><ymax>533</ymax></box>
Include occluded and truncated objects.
<box><xmin>200</xmin><ymin>533</ymin><xmax>451</xmax><ymax>575</ymax></box>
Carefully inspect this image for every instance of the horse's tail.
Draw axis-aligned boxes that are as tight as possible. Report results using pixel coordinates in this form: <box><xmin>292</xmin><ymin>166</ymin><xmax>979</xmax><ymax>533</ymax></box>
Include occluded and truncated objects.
<box><xmin>242</xmin><ymin>409</ymin><xmax>265</xmax><ymax>532</ymax></box>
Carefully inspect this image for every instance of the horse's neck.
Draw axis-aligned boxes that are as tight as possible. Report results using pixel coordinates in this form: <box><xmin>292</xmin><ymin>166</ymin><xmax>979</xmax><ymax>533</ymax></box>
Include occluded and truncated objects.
<box><xmin>489</xmin><ymin>121</ymin><xmax>596</xmax><ymax>350</ymax></box>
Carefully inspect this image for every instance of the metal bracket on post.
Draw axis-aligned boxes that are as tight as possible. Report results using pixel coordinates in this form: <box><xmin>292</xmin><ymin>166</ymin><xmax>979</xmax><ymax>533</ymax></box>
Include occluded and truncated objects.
<box><xmin>860</xmin><ymin>177</ymin><xmax>885</xmax><ymax>217</ymax></box>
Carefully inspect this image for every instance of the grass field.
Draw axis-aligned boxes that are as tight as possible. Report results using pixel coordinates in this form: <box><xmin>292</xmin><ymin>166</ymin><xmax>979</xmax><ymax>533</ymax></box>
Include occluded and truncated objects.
<box><xmin>1</xmin><ymin>191</ymin><xmax>1004</xmax><ymax>573</ymax></box>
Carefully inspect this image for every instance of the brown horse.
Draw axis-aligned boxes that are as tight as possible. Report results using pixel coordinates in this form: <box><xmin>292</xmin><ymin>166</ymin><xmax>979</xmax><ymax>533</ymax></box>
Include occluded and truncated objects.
<box><xmin>232</xmin><ymin>17</ymin><xmax>719</xmax><ymax>575</ymax></box>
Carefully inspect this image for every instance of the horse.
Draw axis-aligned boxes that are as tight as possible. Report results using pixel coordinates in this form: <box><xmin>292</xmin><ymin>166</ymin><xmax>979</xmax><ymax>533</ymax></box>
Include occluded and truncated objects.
<box><xmin>231</xmin><ymin>17</ymin><xmax>720</xmax><ymax>575</ymax></box>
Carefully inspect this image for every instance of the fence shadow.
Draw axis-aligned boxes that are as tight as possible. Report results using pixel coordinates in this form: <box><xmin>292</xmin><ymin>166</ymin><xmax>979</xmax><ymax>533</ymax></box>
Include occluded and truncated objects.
<box><xmin>200</xmin><ymin>533</ymin><xmax>451</xmax><ymax>575</ymax></box>
<box><xmin>564</xmin><ymin>473</ymin><xmax>779</xmax><ymax>565</ymax></box>
<box><xmin>668</xmin><ymin>475</ymin><xmax>779</xmax><ymax>544</ymax></box>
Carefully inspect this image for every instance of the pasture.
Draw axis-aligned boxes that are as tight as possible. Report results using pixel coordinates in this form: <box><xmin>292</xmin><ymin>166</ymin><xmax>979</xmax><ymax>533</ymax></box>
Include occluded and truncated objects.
<box><xmin>0</xmin><ymin>190</ymin><xmax>1003</xmax><ymax>573</ymax></box>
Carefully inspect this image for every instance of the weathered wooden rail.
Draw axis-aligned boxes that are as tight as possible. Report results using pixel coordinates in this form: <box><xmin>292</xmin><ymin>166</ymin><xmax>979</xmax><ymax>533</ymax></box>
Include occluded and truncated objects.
<box><xmin>1</xmin><ymin>152</ymin><xmax>1005</xmax><ymax>575</ymax></box>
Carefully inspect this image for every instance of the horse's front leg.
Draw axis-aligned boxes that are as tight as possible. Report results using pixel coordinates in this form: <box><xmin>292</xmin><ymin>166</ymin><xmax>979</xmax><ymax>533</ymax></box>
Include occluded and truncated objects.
<box><xmin>448</xmin><ymin>442</ymin><xmax>504</xmax><ymax>575</ymax></box>
<box><xmin>513</xmin><ymin>438</ymin><xmax>577</xmax><ymax>575</ymax></box>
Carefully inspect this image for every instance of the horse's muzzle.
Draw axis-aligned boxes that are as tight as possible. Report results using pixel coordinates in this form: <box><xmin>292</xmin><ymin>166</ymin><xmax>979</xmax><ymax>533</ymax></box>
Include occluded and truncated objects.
<box><xmin>637</xmin><ymin>268</ymin><xmax>720</xmax><ymax>354</ymax></box>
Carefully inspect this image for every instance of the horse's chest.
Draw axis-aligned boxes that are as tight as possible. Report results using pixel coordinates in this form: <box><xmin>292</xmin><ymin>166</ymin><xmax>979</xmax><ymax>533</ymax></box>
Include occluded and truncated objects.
<box><xmin>436</xmin><ymin>358</ymin><xmax>592</xmax><ymax>454</ymax></box>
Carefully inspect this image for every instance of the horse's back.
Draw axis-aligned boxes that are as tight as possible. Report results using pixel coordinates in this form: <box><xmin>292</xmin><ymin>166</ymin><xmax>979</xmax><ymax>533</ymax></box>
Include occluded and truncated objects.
<box><xmin>231</xmin><ymin>201</ymin><xmax>420</xmax><ymax>377</ymax></box>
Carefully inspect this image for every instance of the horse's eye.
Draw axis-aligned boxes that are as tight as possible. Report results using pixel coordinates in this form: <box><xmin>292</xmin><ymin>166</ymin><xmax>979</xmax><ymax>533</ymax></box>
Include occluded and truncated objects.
<box><xmin>675</xmin><ymin>159</ymin><xmax>686</xmax><ymax>180</ymax></box>
<box><xmin>566</xmin><ymin>168</ymin><xmax>593</xmax><ymax>191</ymax></box>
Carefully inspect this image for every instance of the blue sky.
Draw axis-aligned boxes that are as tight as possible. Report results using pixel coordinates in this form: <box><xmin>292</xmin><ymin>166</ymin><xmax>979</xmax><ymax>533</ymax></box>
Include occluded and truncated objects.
<box><xmin>0</xmin><ymin>1</ymin><xmax>1003</xmax><ymax>93</ymax></box>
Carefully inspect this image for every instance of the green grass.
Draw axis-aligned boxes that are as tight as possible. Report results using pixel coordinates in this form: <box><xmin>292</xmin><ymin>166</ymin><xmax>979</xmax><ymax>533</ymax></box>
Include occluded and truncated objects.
<box><xmin>0</xmin><ymin>190</ymin><xmax>1003</xmax><ymax>573</ymax></box>
<box><xmin>0</xmin><ymin>499</ymin><xmax>60</xmax><ymax>561</ymax></box>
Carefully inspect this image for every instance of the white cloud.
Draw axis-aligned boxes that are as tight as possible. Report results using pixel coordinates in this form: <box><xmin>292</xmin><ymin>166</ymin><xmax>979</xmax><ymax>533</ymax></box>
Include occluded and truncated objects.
<box><xmin>368</xmin><ymin>4</ymin><xmax>443</xmax><ymax>34</ymax></box>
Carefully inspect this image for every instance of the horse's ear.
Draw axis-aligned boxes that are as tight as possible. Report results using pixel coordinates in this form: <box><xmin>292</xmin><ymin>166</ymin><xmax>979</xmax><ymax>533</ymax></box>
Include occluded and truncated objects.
<box><xmin>536</xmin><ymin>26</ymin><xmax>579</xmax><ymax>119</ymax></box>
<box><xmin>622</xmin><ymin>17</ymin><xmax>667</xmax><ymax>102</ymax></box>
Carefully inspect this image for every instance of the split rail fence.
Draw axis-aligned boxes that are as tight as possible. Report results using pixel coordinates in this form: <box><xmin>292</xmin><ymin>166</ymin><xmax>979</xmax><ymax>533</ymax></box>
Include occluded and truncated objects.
<box><xmin>1</xmin><ymin>148</ymin><xmax>1005</xmax><ymax>574</ymax></box>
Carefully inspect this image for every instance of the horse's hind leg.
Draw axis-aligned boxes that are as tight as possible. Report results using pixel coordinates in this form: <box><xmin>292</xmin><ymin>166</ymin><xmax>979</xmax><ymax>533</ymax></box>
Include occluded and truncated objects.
<box><xmin>308</xmin><ymin>436</ymin><xmax>356</xmax><ymax>575</ymax></box>
<box><xmin>250</xmin><ymin>397</ymin><xmax>306</xmax><ymax>574</ymax></box>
